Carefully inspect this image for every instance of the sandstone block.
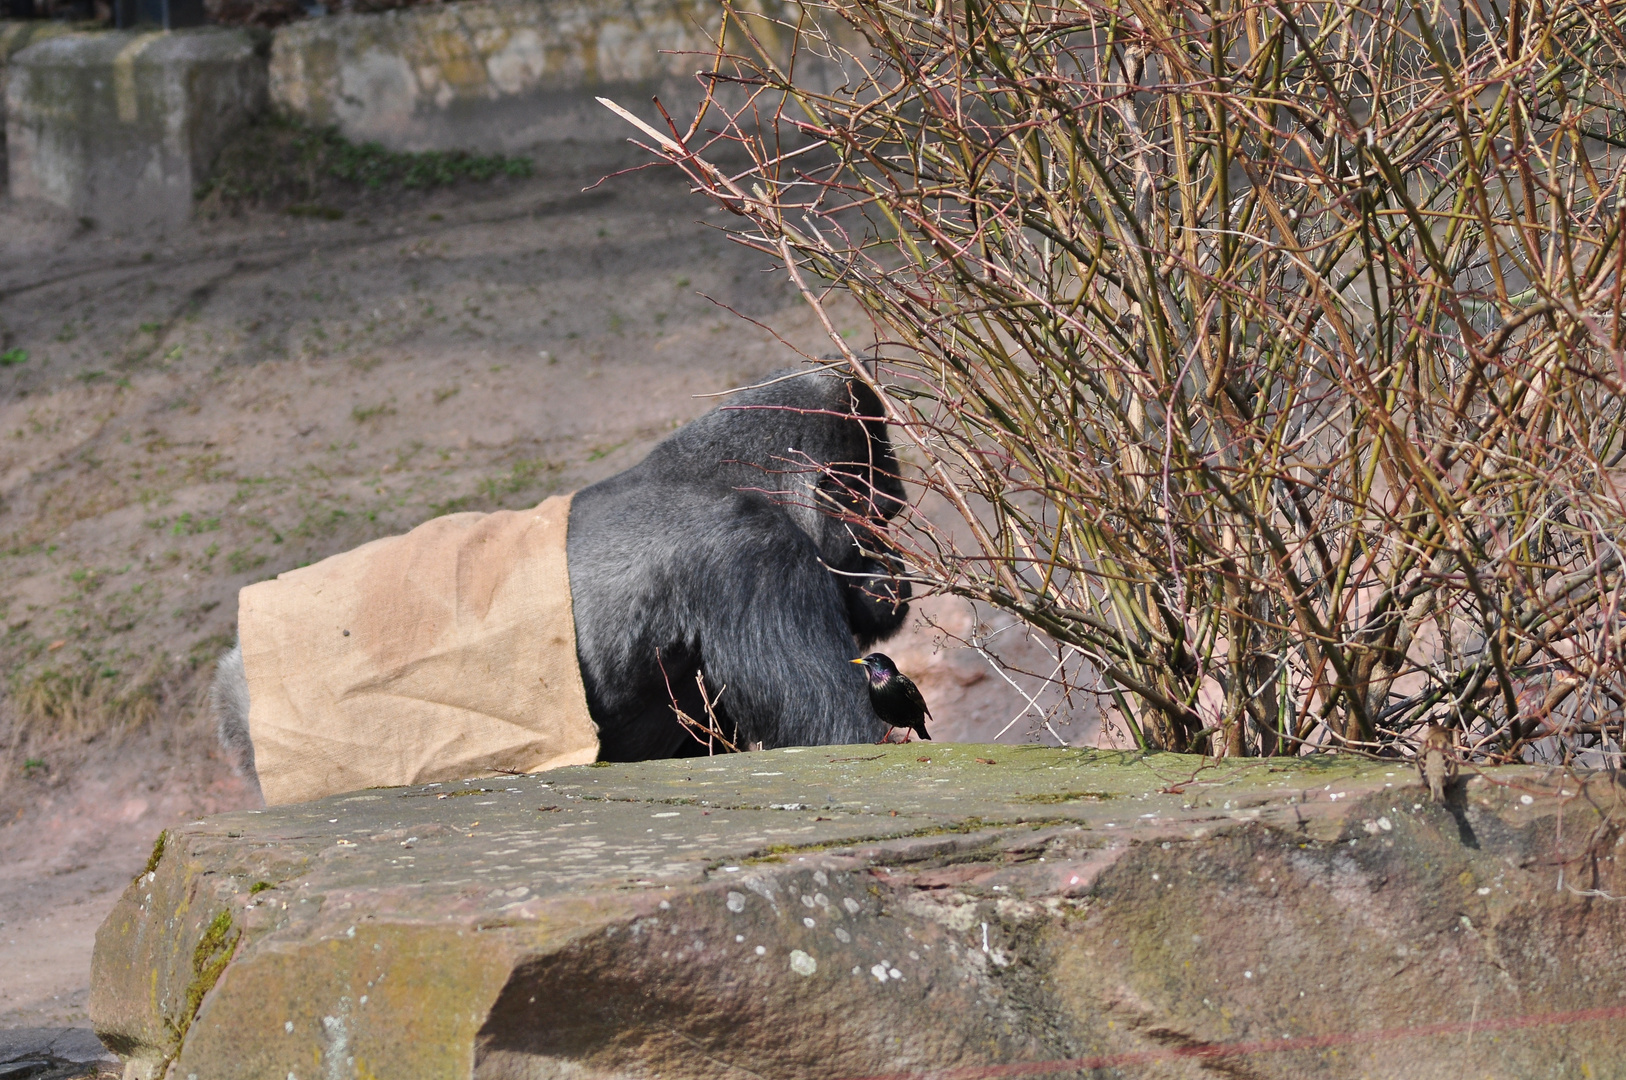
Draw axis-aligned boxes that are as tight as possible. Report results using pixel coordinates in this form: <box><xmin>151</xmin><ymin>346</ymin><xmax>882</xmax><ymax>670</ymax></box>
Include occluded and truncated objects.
<box><xmin>5</xmin><ymin>27</ymin><xmax>266</xmax><ymax>231</ymax></box>
<box><xmin>90</xmin><ymin>745</ymin><xmax>1626</xmax><ymax>1078</ymax></box>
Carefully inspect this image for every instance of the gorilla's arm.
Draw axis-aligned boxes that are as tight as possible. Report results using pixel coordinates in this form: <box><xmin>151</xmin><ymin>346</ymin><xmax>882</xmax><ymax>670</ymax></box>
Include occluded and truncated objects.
<box><xmin>568</xmin><ymin>479</ymin><xmax>885</xmax><ymax>757</ymax></box>
<box><xmin>697</xmin><ymin>507</ymin><xmax>883</xmax><ymax>747</ymax></box>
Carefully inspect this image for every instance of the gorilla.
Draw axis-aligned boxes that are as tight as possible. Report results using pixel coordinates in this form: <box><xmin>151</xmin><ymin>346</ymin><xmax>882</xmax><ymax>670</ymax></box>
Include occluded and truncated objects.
<box><xmin>214</xmin><ymin>367</ymin><xmax>910</xmax><ymax>782</ymax></box>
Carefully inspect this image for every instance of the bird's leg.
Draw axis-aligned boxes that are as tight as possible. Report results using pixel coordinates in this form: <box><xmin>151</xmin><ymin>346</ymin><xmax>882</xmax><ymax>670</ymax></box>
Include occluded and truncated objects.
<box><xmin>876</xmin><ymin>725</ymin><xmax>897</xmax><ymax>745</ymax></box>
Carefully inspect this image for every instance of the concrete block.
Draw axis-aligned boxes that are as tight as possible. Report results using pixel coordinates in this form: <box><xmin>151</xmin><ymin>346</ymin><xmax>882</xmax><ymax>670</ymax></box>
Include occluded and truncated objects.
<box><xmin>0</xmin><ymin>18</ymin><xmax>78</xmax><ymax>66</ymax></box>
<box><xmin>0</xmin><ymin>19</ymin><xmax>79</xmax><ymax>171</ymax></box>
<box><xmin>268</xmin><ymin>0</ymin><xmax>814</xmax><ymax>153</ymax></box>
<box><xmin>5</xmin><ymin>27</ymin><xmax>266</xmax><ymax>231</ymax></box>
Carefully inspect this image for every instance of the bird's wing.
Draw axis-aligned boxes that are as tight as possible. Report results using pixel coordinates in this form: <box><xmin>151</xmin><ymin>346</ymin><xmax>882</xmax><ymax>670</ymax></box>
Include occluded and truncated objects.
<box><xmin>902</xmin><ymin>679</ymin><xmax>931</xmax><ymax>717</ymax></box>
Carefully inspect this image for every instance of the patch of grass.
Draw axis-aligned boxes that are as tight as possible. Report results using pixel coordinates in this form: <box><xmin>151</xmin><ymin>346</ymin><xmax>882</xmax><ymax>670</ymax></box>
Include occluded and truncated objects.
<box><xmin>187</xmin><ymin>633</ymin><xmax>235</xmax><ymax>671</ymax></box>
<box><xmin>330</xmin><ymin>140</ymin><xmax>532</xmax><ymax>188</ymax></box>
<box><xmin>199</xmin><ymin>114</ymin><xmax>534</xmax><ymax>209</ymax></box>
<box><xmin>0</xmin><ymin>348</ymin><xmax>28</xmax><ymax>367</ymax></box>
<box><xmin>352</xmin><ymin>402</ymin><xmax>396</xmax><ymax>423</ymax></box>
<box><xmin>169</xmin><ymin>512</ymin><xmax>221</xmax><ymax>536</ymax></box>
<box><xmin>290</xmin><ymin>507</ymin><xmax>351</xmax><ymax>539</ymax></box>
<box><xmin>392</xmin><ymin>441</ymin><xmax>425</xmax><ymax>470</ymax></box>
<box><xmin>227</xmin><ymin>548</ymin><xmax>267</xmax><ymax>574</ymax></box>
<box><xmin>427</xmin><ymin>495</ymin><xmax>475</xmax><ymax>516</ymax></box>
<box><xmin>478</xmin><ymin>458</ymin><xmax>556</xmax><ymax>504</ymax></box>
<box><xmin>8</xmin><ymin>664</ymin><xmax>164</xmax><ymax>744</ymax></box>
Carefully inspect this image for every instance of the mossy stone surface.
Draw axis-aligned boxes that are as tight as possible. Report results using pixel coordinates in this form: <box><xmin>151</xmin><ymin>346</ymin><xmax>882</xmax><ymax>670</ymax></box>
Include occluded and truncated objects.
<box><xmin>90</xmin><ymin>745</ymin><xmax>1625</xmax><ymax>1078</ymax></box>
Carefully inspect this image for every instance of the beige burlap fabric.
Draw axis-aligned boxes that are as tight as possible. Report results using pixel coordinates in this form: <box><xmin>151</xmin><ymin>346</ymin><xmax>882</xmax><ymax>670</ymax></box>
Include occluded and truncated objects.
<box><xmin>238</xmin><ymin>493</ymin><xmax>599</xmax><ymax>805</ymax></box>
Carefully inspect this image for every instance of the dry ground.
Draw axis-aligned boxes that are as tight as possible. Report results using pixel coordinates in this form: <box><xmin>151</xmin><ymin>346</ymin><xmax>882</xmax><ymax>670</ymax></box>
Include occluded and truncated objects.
<box><xmin>0</xmin><ymin>162</ymin><xmax>1093</xmax><ymax>1033</ymax></box>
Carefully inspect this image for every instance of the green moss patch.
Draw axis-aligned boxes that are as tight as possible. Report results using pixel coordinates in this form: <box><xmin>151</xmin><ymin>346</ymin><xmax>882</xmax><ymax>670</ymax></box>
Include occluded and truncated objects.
<box><xmin>171</xmin><ymin>909</ymin><xmax>241</xmax><ymax>1048</ymax></box>
<box><xmin>133</xmin><ymin>829</ymin><xmax>167</xmax><ymax>885</ymax></box>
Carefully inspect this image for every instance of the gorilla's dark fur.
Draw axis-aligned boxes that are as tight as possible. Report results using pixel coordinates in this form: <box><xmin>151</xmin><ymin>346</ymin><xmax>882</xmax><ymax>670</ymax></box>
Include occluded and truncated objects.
<box><xmin>570</xmin><ymin>368</ymin><xmax>909</xmax><ymax>759</ymax></box>
<box><xmin>214</xmin><ymin>368</ymin><xmax>909</xmax><ymax>782</ymax></box>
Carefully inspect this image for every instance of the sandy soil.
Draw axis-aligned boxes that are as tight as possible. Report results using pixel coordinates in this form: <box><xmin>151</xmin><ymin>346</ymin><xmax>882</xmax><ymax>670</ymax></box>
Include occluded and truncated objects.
<box><xmin>0</xmin><ymin>163</ymin><xmax>1093</xmax><ymax>1034</ymax></box>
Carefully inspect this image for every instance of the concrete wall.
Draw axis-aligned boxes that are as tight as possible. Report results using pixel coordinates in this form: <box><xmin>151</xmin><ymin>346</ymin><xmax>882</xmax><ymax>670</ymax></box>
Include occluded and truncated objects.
<box><xmin>5</xmin><ymin>27</ymin><xmax>265</xmax><ymax>229</ymax></box>
<box><xmin>0</xmin><ymin>18</ymin><xmax>77</xmax><ymax>66</ymax></box>
<box><xmin>268</xmin><ymin>0</ymin><xmax>811</xmax><ymax>153</ymax></box>
<box><xmin>0</xmin><ymin>19</ymin><xmax>77</xmax><ymax>174</ymax></box>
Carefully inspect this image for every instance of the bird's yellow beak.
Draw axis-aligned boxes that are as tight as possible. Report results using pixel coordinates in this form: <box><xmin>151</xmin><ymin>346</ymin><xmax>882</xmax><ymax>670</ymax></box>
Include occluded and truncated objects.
<box><xmin>850</xmin><ymin>658</ymin><xmax>866</xmax><ymax>665</ymax></box>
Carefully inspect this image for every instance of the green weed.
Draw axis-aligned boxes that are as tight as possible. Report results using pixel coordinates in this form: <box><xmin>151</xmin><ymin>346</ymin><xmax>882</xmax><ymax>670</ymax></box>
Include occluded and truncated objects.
<box><xmin>169</xmin><ymin>513</ymin><xmax>221</xmax><ymax>536</ymax></box>
<box><xmin>199</xmin><ymin>115</ymin><xmax>534</xmax><ymax>208</ymax></box>
<box><xmin>477</xmin><ymin>458</ymin><xmax>555</xmax><ymax>504</ymax></box>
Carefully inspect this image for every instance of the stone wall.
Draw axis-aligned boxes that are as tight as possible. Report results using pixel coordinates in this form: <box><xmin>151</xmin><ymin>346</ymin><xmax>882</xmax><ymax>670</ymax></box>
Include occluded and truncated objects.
<box><xmin>267</xmin><ymin>0</ymin><xmax>810</xmax><ymax>153</ymax></box>
<box><xmin>3</xmin><ymin>0</ymin><xmax>830</xmax><ymax>226</ymax></box>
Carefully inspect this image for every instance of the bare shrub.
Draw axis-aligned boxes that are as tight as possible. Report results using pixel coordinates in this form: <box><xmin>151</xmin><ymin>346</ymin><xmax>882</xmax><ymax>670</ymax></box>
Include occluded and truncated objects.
<box><xmin>610</xmin><ymin>0</ymin><xmax>1626</xmax><ymax>761</ymax></box>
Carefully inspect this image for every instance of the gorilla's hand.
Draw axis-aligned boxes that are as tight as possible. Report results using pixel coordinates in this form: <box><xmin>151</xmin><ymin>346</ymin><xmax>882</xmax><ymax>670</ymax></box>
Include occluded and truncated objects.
<box><xmin>844</xmin><ymin>556</ymin><xmax>911</xmax><ymax>649</ymax></box>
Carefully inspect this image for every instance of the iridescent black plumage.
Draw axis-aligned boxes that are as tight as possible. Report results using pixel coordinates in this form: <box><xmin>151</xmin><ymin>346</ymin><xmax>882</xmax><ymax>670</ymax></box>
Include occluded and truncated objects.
<box><xmin>853</xmin><ymin>653</ymin><xmax>932</xmax><ymax>741</ymax></box>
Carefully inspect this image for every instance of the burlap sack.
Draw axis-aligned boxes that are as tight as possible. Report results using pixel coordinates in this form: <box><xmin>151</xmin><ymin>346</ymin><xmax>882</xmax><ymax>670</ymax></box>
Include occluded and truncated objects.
<box><xmin>238</xmin><ymin>494</ymin><xmax>599</xmax><ymax>805</ymax></box>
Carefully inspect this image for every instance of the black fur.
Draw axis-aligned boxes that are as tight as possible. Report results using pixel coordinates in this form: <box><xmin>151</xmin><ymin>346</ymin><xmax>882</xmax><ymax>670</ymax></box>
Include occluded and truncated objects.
<box><xmin>567</xmin><ymin>369</ymin><xmax>909</xmax><ymax>759</ymax></box>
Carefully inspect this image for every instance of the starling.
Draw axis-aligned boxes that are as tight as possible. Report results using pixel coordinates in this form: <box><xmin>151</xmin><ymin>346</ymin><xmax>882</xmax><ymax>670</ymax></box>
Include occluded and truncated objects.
<box><xmin>852</xmin><ymin>653</ymin><xmax>932</xmax><ymax>742</ymax></box>
<box><xmin>1417</xmin><ymin>725</ymin><xmax>1458</xmax><ymax>804</ymax></box>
